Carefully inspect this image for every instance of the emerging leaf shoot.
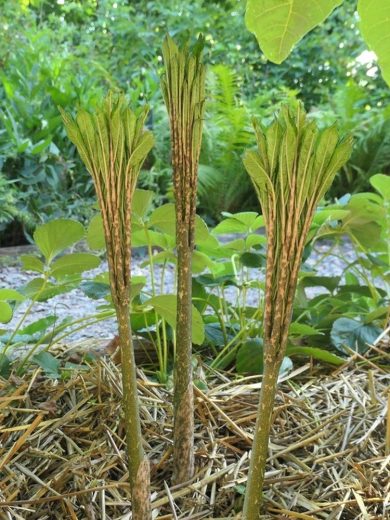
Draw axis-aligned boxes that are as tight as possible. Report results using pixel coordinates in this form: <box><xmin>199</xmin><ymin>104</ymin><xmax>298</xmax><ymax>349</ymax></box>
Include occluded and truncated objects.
<box><xmin>242</xmin><ymin>102</ymin><xmax>352</xmax><ymax>519</ymax></box>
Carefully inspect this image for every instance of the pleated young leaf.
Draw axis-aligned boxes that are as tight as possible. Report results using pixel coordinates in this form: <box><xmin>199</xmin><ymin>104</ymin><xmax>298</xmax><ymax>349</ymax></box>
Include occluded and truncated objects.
<box><xmin>60</xmin><ymin>92</ymin><xmax>154</xmax><ymax>519</ymax></box>
<box><xmin>161</xmin><ymin>34</ymin><xmax>206</xmax><ymax>485</ymax></box>
<box><xmin>241</xmin><ymin>102</ymin><xmax>353</xmax><ymax>520</ymax></box>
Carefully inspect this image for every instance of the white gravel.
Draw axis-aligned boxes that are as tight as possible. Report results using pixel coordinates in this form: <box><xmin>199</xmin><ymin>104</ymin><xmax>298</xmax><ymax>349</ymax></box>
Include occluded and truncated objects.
<box><xmin>0</xmin><ymin>241</ymin><xmax>357</xmax><ymax>343</ymax></box>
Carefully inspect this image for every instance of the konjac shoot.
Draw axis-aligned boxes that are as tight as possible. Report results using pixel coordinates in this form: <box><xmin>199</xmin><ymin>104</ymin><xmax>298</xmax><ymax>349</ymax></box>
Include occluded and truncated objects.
<box><xmin>242</xmin><ymin>102</ymin><xmax>353</xmax><ymax>519</ymax></box>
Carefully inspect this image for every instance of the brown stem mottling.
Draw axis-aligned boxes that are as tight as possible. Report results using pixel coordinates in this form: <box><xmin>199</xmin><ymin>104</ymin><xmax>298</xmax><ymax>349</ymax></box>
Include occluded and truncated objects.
<box><xmin>61</xmin><ymin>96</ymin><xmax>154</xmax><ymax>519</ymax></box>
<box><xmin>242</xmin><ymin>104</ymin><xmax>352</xmax><ymax>519</ymax></box>
<box><xmin>173</xmin><ymin>225</ymin><xmax>195</xmax><ymax>482</ymax></box>
<box><xmin>117</xmin><ymin>304</ymin><xmax>151</xmax><ymax>520</ymax></box>
<box><xmin>162</xmin><ymin>35</ymin><xmax>206</xmax><ymax>484</ymax></box>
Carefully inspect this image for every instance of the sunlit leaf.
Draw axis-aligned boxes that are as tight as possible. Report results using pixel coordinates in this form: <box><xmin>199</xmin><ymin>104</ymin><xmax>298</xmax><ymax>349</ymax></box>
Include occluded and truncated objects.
<box><xmin>50</xmin><ymin>253</ymin><xmax>100</xmax><ymax>279</ymax></box>
<box><xmin>87</xmin><ymin>214</ymin><xmax>105</xmax><ymax>250</ymax></box>
<box><xmin>246</xmin><ymin>0</ymin><xmax>342</xmax><ymax>64</ymax></box>
<box><xmin>0</xmin><ymin>289</ymin><xmax>25</xmax><ymax>302</ymax></box>
<box><xmin>359</xmin><ymin>0</ymin><xmax>390</xmax><ymax>86</ymax></box>
<box><xmin>0</xmin><ymin>302</ymin><xmax>13</xmax><ymax>324</ymax></box>
<box><xmin>146</xmin><ymin>294</ymin><xmax>205</xmax><ymax>345</ymax></box>
<box><xmin>20</xmin><ymin>254</ymin><xmax>45</xmax><ymax>274</ymax></box>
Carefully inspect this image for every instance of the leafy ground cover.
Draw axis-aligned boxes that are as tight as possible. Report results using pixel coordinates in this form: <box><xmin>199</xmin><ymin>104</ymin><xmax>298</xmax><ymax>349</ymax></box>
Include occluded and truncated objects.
<box><xmin>0</xmin><ymin>173</ymin><xmax>388</xmax><ymax>382</ymax></box>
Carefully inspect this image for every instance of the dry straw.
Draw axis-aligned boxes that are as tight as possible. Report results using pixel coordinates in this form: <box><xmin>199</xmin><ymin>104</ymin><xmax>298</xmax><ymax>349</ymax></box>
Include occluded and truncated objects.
<box><xmin>0</xmin><ymin>339</ymin><xmax>388</xmax><ymax>519</ymax></box>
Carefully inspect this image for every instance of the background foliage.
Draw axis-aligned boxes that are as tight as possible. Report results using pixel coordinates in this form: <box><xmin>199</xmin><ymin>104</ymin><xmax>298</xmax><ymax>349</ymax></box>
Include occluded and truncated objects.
<box><xmin>0</xmin><ymin>0</ymin><xmax>390</xmax><ymax>244</ymax></box>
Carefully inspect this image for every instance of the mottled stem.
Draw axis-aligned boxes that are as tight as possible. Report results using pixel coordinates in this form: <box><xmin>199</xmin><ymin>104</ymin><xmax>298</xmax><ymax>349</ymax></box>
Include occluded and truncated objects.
<box><xmin>173</xmin><ymin>224</ymin><xmax>194</xmax><ymax>483</ymax></box>
<box><xmin>117</xmin><ymin>303</ymin><xmax>151</xmax><ymax>520</ymax></box>
<box><xmin>242</xmin><ymin>357</ymin><xmax>281</xmax><ymax>519</ymax></box>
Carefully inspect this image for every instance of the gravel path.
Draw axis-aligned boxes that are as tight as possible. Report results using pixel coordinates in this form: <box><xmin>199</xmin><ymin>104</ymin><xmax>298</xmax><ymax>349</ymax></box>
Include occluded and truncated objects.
<box><xmin>0</xmin><ymin>240</ymin><xmax>357</xmax><ymax>343</ymax></box>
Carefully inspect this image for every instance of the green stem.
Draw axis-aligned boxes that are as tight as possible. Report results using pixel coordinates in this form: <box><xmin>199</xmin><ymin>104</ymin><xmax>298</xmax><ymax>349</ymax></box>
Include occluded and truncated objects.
<box><xmin>3</xmin><ymin>274</ymin><xmax>49</xmax><ymax>355</ymax></box>
<box><xmin>211</xmin><ymin>308</ymin><xmax>261</xmax><ymax>370</ymax></box>
<box><xmin>116</xmin><ymin>303</ymin><xmax>151</xmax><ymax>520</ymax></box>
<box><xmin>145</xmin><ymin>227</ymin><xmax>156</xmax><ymax>295</ymax></box>
<box><xmin>18</xmin><ymin>311</ymin><xmax>114</xmax><ymax>373</ymax></box>
<box><xmin>242</xmin><ymin>358</ymin><xmax>281</xmax><ymax>519</ymax></box>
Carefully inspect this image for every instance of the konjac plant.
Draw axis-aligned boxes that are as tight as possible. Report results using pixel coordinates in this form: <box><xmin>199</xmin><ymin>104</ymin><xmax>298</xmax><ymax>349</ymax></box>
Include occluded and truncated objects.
<box><xmin>60</xmin><ymin>94</ymin><xmax>154</xmax><ymax>520</ymax></box>
<box><xmin>242</xmin><ymin>102</ymin><xmax>353</xmax><ymax>519</ymax></box>
<box><xmin>161</xmin><ymin>35</ymin><xmax>206</xmax><ymax>483</ymax></box>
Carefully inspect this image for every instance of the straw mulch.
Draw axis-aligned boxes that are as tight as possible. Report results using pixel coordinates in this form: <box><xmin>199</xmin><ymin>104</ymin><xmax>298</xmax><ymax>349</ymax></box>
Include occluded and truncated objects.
<box><xmin>0</xmin><ymin>340</ymin><xmax>389</xmax><ymax>520</ymax></box>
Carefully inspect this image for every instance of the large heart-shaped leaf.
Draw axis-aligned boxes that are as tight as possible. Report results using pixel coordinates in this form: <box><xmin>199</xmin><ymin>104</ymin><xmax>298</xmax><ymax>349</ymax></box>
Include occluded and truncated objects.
<box><xmin>245</xmin><ymin>0</ymin><xmax>342</xmax><ymax>64</ymax></box>
<box><xmin>359</xmin><ymin>0</ymin><xmax>390</xmax><ymax>86</ymax></box>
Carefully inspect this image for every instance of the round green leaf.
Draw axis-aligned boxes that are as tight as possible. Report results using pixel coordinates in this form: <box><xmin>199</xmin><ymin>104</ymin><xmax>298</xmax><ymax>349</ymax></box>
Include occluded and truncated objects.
<box><xmin>192</xmin><ymin>251</ymin><xmax>215</xmax><ymax>273</ymax></box>
<box><xmin>87</xmin><ymin>214</ymin><xmax>105</xmax><ymax>250</ymax></box>
<box><xmin>0</xmin><ymin>301</ymin><xmax>13</xmax><ymax>324</ymax></box>
<box><xmin>146</xmin><ymin>294</ymin><xmax>205</xmax><ymax>345</ymax></box>
<box><xmin>50</xmin><ymin>253</ymin><xmax>101</xmax><ymax>279</ymax></box>
<box><xmin>370</xmin><ymin>173</ymin><xmax>390</xmax><ymax>201</ymax></box>
<box><xmin>149</xmin><ymin>203</ymin><xmax>176</xmax><ymax>235</ymax></box>
<box><xmin>0</xmin><ymin>289</ymin><xmax>25</xmax><ymax>302</ymax></box>
<box><xmin>33</xmin><ymin>219</ymin><xmax>85</xmax><ymax>262</ymax></box>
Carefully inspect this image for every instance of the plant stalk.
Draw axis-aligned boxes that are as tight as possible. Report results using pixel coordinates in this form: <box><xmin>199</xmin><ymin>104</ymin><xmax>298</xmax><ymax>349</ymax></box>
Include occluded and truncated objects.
<box><xmin>61</xmin><ymin>93</ymin><xmax>155</xmax><ymax>519</ymax></box>
<box><xmin>242</xmin><ymin>103</ymin><xmax>353</xmax><ymax>519</ymax></box>
<box><xmin>173</xmin><ymin>226</ymin><xmax>194</xmax><ymax>480</ymax></box>
<box><xmin>116</xmin><ymin>302</ymin><xmax>151</xmax><ymax>520</ymax></box>
<box><xmin>161</xmin><ymin>34</ymin><xmax>206</xmax><ymax>484</ymax></box>
<box><xmin>242</xmin><ymin>357</ymin><xmax>281</xmax><ymax>519</ymax></box>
